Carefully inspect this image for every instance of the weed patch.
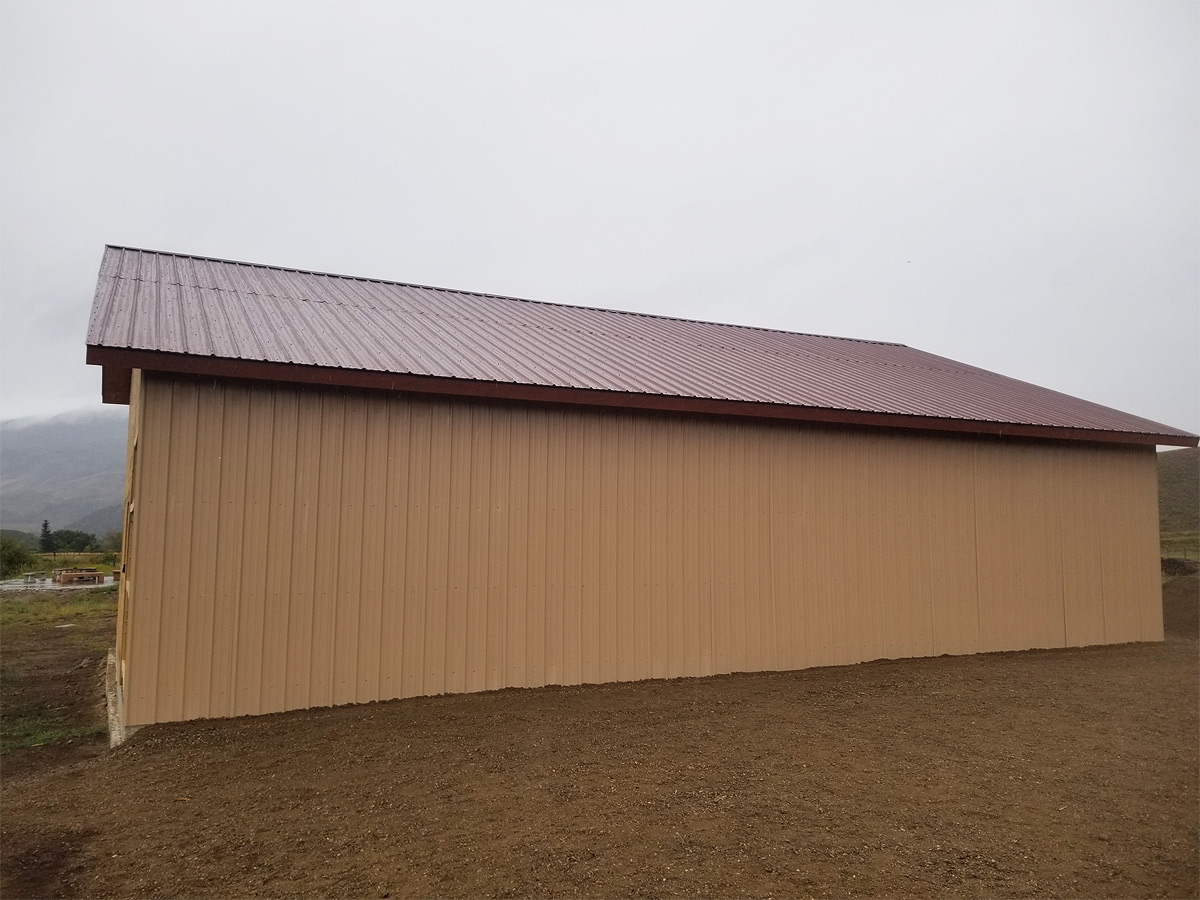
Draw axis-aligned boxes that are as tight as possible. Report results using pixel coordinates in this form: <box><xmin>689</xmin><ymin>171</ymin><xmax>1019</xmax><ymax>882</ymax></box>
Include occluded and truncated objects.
<box><xmin>2</xmin><ymin>718</ymin><xmax>107</xmax><ymax>755</ymax></box>
<box><xmin>1163</xmin><ymin>531</ymin><xmax>1200</xmax><ymax>560</ymax></box>
<box><xmin>0</xmin><ymin>587</ymin><xmax>117</xmax><ymax>629</ymax></box>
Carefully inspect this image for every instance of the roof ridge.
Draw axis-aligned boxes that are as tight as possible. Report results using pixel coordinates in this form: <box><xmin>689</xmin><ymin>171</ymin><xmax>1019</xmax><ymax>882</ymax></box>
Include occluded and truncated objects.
<box><xmin>103</xmin><ymin>244</ymin><xmax>906</xmax><ymax>349</ymax></box>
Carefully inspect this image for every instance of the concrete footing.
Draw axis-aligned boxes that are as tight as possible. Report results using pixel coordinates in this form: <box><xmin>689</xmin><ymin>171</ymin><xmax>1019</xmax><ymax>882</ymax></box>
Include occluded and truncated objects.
<box><xmin>105</xmin><ymin>649</ymin><xmax>140</xmax><ymax>747</ymax></box>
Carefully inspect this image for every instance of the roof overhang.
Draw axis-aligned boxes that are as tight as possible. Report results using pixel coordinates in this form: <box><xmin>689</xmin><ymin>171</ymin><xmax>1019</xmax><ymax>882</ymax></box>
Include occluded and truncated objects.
<box><xmin>86</xmin><ymin>346</ymin><xmax>1199</xmax><ymax>448</ymax></box>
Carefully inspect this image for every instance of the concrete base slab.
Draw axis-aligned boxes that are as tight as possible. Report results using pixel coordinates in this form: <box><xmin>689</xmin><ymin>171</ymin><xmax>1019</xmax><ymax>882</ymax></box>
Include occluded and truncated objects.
<box><xmin>105</xmin><ymin>649</ymin><xmax>140</xmax><ymax>747</ymax></box>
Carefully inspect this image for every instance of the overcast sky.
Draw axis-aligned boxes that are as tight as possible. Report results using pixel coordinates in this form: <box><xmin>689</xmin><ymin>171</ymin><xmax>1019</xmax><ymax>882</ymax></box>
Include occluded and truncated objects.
<box><xmin>1</xmin><ymin>0</ymin><xmax>1196</xmax><ymax>438</ymax></box>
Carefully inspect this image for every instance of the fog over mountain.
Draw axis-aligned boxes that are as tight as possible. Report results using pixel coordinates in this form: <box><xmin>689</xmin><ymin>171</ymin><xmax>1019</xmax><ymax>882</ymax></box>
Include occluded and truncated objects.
<box><xmin>0</xmin><ymin>409</ymin><xmax>128</xmax><ymax>534</ymax></box>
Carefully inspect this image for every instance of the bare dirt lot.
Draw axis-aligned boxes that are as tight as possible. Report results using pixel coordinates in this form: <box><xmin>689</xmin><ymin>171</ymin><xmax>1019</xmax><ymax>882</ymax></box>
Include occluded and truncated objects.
<box><xmin>0</xmin><ymin>588</ymin><xmax>114</xmax><ymax>779</ymax></box>
<box><xmin>3</xmin><ymin>577</ymin><xmax>1197</xmax><ymax>899</ymax></box>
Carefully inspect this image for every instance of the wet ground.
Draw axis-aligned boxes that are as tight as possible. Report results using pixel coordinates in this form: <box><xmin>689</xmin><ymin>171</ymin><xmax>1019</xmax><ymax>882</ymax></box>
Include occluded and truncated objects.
<box><xmin>0</xmin><ymin>575</ymin><xmax>119</xmax><ymax>592</ymax></box>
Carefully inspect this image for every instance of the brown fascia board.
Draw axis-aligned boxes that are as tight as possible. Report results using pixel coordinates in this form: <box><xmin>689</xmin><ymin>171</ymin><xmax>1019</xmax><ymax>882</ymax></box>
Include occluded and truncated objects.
<box><xmin>85</xmin><ymin>346</ymin><xmax>1199</xmax><ymax>448</ymax></box>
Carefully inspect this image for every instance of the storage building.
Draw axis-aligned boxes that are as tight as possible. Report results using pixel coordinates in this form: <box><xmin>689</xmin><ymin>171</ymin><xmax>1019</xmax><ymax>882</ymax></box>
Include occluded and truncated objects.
<box><xmin>85</xmin><ymin>246</ymin><xmax>1198</xmax><ymax>727</ymax></box>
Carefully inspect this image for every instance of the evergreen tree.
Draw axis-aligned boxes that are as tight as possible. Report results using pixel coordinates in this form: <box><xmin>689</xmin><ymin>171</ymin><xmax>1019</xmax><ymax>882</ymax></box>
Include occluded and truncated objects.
<box><xmin>39</xmin><ymin>520</ymin><xmax>54</xmax><ymax>554</ymax></box>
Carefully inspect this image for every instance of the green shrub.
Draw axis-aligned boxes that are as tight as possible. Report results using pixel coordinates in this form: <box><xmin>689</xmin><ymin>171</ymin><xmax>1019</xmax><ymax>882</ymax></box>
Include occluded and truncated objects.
<box><xmin>0</xmin><ymin>538</ymin><xmax>35</xmax><ymax>579</ymax></box>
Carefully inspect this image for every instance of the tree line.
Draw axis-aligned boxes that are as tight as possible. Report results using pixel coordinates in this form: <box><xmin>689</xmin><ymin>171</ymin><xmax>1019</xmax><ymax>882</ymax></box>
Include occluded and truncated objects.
<box><xmin>38</xmin><ymin>520</ymin><xmax>122</xmax><ymax>554</ymax></box>
<box><xmin>0</xmin><ymin>522</ymin><xmax>124</xmax><ymax>579</ymax></box>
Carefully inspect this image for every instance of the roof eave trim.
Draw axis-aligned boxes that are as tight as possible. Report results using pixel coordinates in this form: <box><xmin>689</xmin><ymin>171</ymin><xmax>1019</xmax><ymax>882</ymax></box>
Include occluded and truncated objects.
<box><xmin>85</xmin><ymin>346</ymin><xmax>1200</xmax><ymax>448</ymax></box>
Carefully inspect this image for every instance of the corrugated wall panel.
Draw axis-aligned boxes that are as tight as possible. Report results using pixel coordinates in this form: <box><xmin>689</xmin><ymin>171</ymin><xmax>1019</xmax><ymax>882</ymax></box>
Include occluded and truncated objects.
<box><xmin>125</xmin><ymin>373</ymin><xmax>169</xmax><ymax>720</ymax></box>
<box><xmin>378</xmin><ymin>401</ymin><xmax>407</xmax><ymax>700</ymax></box>
<box><xmin>1133</xmin><ymin>451</ymin><xmax>1165</xmax><ymax>642</ymax></box>
<box><xmin>182</xmin><ymin>383</ymin><xmax>222</xmax><ymax>720</ymax></box>
<box><xmin>1059</xmin><ymin>450</ymin><xmax>1105</xmax><ymax>647</ymax></box>
<box><xmin>121</xmin><ymin>374</ymin><xmax>1165</xmax><ymax>725</ymax></box>
<box><xmin>114</xmin><ymin>373</ymin><xmax>139</xmax><ymax>676</ymax></box>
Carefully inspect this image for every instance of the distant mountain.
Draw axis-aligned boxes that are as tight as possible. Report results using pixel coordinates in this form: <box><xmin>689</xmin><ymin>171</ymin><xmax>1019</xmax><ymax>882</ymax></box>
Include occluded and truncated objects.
<box><xmin>67</xmin><ymin>503</ymin><xmax>126</xmax><ymax>535</ymax></box>
<box><xmin>0</xmin><ymin>410</ymin><xmax>128</xmax><ymax>534</ymax></box>
<box><xmin>0</xmin><ymin>528</ymin><xmax>38</xmax><ymax>549</ymax></box>
<box><xmin>1159</xmin><ymin>447</ymin><xmax>1198</xmax><ymax>533</ymax></box>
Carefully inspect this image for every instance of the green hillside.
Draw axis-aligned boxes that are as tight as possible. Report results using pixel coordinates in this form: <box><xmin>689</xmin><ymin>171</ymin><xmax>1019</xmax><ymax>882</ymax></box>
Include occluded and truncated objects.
<box><xmin>0</xmin><ymin>529</ymin><xmax>37</xmax><ymax>550</ymax></box>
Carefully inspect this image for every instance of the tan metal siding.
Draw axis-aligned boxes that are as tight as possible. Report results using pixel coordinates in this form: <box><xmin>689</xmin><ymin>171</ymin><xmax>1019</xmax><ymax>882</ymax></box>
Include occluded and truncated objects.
<box><xmin>114</xmin><ymin>369</ymin><xmax>144</xmax><ymax>679</ymax></box>
<box><xmin>122</xmin><ymin>374</ymin><xmax>1164</xmax><ymax>725</ymax></box>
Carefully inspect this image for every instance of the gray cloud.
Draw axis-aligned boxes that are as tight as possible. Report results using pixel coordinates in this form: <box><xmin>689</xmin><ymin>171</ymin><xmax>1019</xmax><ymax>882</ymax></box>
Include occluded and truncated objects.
<box><xmin>2</xmin><ymin>0</ymin><xmax>1196</xmax><ymax>435</ymax></box>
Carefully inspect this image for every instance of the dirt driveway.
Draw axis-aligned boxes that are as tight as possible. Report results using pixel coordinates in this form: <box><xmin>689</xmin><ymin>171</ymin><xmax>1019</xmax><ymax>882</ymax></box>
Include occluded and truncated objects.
<box><xmin>3</xmin><ymin>577</ymin><xmax>1197</xmax><ymax>899</ymax></box>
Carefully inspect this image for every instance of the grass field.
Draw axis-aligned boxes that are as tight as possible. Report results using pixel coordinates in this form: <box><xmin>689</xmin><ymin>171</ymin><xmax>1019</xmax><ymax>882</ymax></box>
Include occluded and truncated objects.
<box><xmin>1162</xmin><ymin>531</ymin><xmax>1200</xmax><ymax>560</ymax></box>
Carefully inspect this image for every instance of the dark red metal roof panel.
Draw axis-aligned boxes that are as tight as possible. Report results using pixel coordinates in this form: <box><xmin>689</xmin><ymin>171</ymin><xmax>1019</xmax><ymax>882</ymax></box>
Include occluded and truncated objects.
<box><xmin>85</xmin><ymin>246</ymin><xmax>1197</xmax><ymax>443</ymax></box>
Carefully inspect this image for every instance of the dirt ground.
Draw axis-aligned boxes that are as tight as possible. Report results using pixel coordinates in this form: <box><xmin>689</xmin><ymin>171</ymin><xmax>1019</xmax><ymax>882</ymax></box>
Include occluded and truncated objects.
<box><xmin>2</xmin><ymin>577</ymin><xmax>1197</xmax><ymax>899</ymax></box>
<box><xmin>0</xmin><ymin>589</ymin><xmax>115</xmax><ymax>779</ymax></box>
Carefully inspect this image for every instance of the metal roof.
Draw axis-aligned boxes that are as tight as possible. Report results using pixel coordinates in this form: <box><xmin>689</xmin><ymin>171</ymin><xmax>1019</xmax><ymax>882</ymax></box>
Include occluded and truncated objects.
<box><xmin>86</xmin><ymin>245</ymin><xmax>1197</xmax><ymax>445</ymax></box>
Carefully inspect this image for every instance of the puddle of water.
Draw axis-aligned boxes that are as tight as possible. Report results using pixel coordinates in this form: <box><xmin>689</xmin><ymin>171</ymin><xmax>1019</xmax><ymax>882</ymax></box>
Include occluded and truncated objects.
<box><xmin>0</xmin><ymin>575</ymin><xmax>119</xmax><ymax>593</ymax></box>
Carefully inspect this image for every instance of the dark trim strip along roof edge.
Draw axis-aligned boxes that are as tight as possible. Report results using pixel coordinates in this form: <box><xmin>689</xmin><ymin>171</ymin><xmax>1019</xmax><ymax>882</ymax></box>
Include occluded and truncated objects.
<box><xmin>86</xmin><ymin>346</ymin><xmax>1198</xmax><ymax>447</ymax></box>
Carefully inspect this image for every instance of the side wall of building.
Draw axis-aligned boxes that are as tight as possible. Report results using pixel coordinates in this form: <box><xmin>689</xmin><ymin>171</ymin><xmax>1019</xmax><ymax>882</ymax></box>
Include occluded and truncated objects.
<box><xmin>119</xmin><ymin>373</ymin><xmax>1163</xmax><ymax>725</ymax></box>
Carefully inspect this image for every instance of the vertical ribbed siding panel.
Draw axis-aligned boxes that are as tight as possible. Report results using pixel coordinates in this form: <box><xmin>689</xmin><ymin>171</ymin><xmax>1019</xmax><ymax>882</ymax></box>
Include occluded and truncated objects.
<box><xmin>562</xmin><ymin>414</ymin><xmax>584</xmax><ymax>687</ymax></box>
<box><xmin>579</xmin><ymin>415</ymin><xmax>600</xmax><ymax>686</ymax></box>
<box><xmin>523</xmin><ymin>411</ymin><xmax>547</xmax><ymax>688</ymax></box>
<box><xmin>709</xmin><ymin>427</ymin><xmax>731</xmax><ymax>675</ymax></box>
<box><xmin>310</xmin><ymin>394</ymin><xmax>344</xmax><ymax>708</ymax></box>
<box><xmin>464</xmin><ymin>404</ymin><xmax>491</xmax><ymax>694</ymax></box>
<box><xmin>697</xmin><ymin>424</ymin><xmax>716</xmax><ymax>677</ymax></box>
<box><xmin>209</xmin><ymin>386</ymin><xmax>249</xmax><ymax>717</ymax></box>
<box><xmin>681</xmin><ymin>421</ymin><xmax>702</xmax><ymax>676</ymax></box>
<box><xmin>863</xmin><ymin>434</ymin><xmax>891</xmax><ymax>663</ymax></box>
<box><xmin>815</xmin><ymin>432</ymin><xmax>843</xmax><ymax>668</ymax></box>
<box><xmin>790</xmin><ymin>430</ymin><xmax>820</xmax><ymax>668</ymax></box>
<box><xmin>926</xmin><ymin>440</ymin><xmax>980</xmax><ymax>657</ymax></box>
<box><xmin>975</xmin><ymin>442</ymin><xmax>1070</xmax><ymax>653</ymax></box>
<box><xmin>724</xmin><ymin>432</ymin><xmax>744</xmax><ymax>676</ymax></box>
<box><xmin>596</xmin><ymin>416</ymin><xmax>616</xmax><ymax>680</ymax></box>
<box><xmin>878</xmin><ymin>437</ymin><xmax>911</xmax><ymax>661</ymax></box>
<box><xmin>379</xmin><ymin>401</ymin><xmax>408</xmax><ymax>700</ymax></box>
<box><xmin>1059</xmin><ymin>446</ymin><xmax>1106</xmax><ymax>647</ymax></box>
<box><xmin>182</xmin><ymin>382</ymin><xmax>223</xmax><ymax>719</ymax></box>
<box><xmin>1096</xmin><ymin>446</ymin><xmax>1159</xmax><ymax>644</ymax></box>
<box><xmin>444</xmin><ymin>407</ymin><xmax>471</xmax><ymax>695</ymax></box>
<box><xmin>115</xmin><ymin>370</ymin><xmax>142</xmax><ymax>681</ymax></box>
<box><xmin>122</xmin><ymin>376</ymin><xmax>1165</xmax><ymax>725</ymax></box>
<box><xmin>285</xmin><ymin>391</ymin><xmax>321</xmax><ymax>709</ymax></box>
<box><xmin>333</xmin><ymin>396</ymin><xmax>366</xmax><ymax>707</ymax></box>
<box><xmin>401</xmin><ymin>402</ymin><xmax>431</xmax><ymax>698</ymax></box>
<box><xmin>631</xmin><ymin>417</ymin><xmax>653</xmax><ymax>679</ymax></box>
<box><xmin>736</xmin><ymin>427</ymin><xmax>762</xmax><ymax>672</ymax></box>
<box><xmin>235</xmin><ymin>389</ymin><xmax>273</xmax><ymax>716</ymax></box>
<box><xmin>486</xmin><ymin>410</ymin><xmax>510</xmax><ymax>691</ymax></box>
<box><xmin>543</xmin><ymin>412</ymin><xmax>565</xmax><ymax>686</ymax></box>
<box><xmin>624</xmin><ymin>422</ymin><xmax>643</xmax><ymax>681</ymax></box>
<box><xmin>662</xmin><ymin>419</ymin><xmax>683</xmax><ymax>677</ymax></box>
<box><xmin>157</xmin><ymin>381</ymin><xmax>197</xmax><ymax>722</ymax></box>
<box><xmin>1132</xmin><ymin>449</ymin><xmax>1165</xmax><ymax>642</ymax></box>
<box><xmin>357</xmin><ymin>400</ymin><xmax>389</xmax><ymax>702</ymax></box>
<box><xmin>842</xmin><ymin>435</ymin><xmax>869</xmax><ymax>664</ymax></box>
<box><xmin>261</xmin><ymin>390</ymin><xmax>298</xmax><ymax>714</ymax></box>
<box><xmin>124</xmin><ymin>379</ymin><xmax>155</xmax><ymax>719</ymax></box>
<box><xmin>505</xmin><ymin>408</ymin><xmax>529</xmax><ymax>689</ymax></box>
<box><xmin>768</xmin><ymin>427</ymin><xmax>797</xmax><ymax>671</ymax></box>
